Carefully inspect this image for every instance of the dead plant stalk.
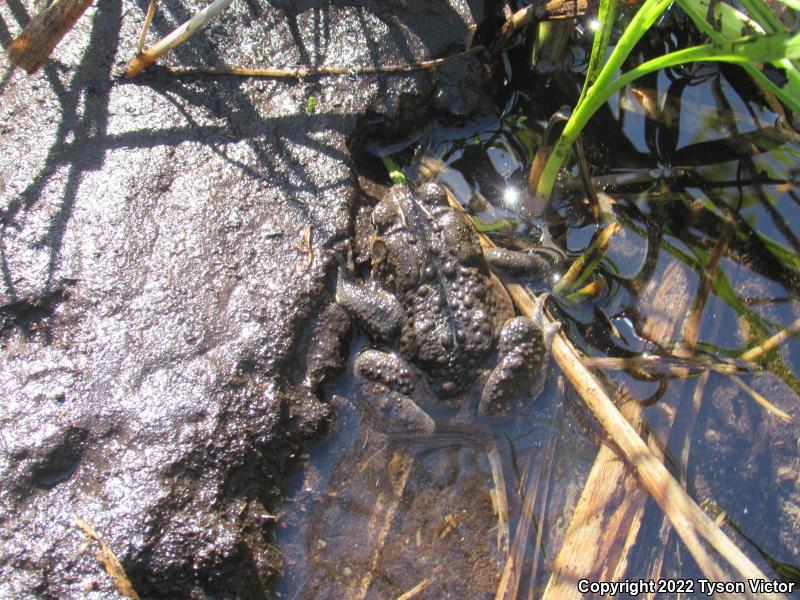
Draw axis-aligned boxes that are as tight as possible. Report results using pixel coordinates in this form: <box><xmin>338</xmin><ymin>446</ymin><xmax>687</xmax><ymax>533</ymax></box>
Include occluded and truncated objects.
<box><xmin>126</xmin><ymin>0</ymin><xmax>234</xmax><ymax>78</ymax></box>
<box><xmin>8</xmin><ymin>0</ymin><xmax>94</xmax><ymax>73</ymax></box>
<box><xmin>441</xmin><ymin>192</ymin><xmax>774</xmax><ymax>590</ymax></box>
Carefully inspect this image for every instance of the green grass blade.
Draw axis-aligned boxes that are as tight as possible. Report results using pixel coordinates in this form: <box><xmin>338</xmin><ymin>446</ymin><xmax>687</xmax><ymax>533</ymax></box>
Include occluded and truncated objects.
<box><xmin>534</xmin><ymin>0</ymin><xmax>673</xmax><ymax>198</ymax></box>
<box><xmin>677</xmin><ymin>0</ymin><xmax>800</xmax><ymax>106</ymax></box>
<box><xmin>609</xmin><ymin>32</ymin><xmax>800</xmax><ymax>102</ymax></box>
<box><xmin>382</xmin><ymin>155</ymin><xmax>407</xmax><ymax>184</ymax></box>
<box><xmin>536</xmin><ymin>31</ymin><xmax>800</xmax><ymax>199</ymax></box>
<box><xmin>577</xmin><ymin>0</ymin><xmax>619</xmax><ymax>105</ymax></box>
<box><xmin>736</xmin><ymin>0</ymin><xmax>786</xmax><ymax>34</ymax></box>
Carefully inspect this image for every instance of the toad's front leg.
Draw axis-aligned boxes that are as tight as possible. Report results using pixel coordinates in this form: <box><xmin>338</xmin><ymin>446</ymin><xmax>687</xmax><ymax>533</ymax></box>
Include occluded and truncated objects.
<box><xmin>336</xmin><ymin>265</ymin><xmax>404</xmax><ymax>343</ymax></box>
<box><xmin>485</xmin><ymin>246</ymin><xmax>562</xmax><ymax>276</ymax></box>
<box><xmin>355</xmin><ymin>349</ymin><xmax>436</xmax><ymax>433</ymax></box>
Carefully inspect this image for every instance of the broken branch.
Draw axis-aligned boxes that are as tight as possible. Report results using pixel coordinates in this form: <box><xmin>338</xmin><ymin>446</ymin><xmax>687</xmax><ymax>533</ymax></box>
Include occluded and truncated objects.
<box><xmin>7</xmin><ymin>0</ymin><xmax>94</xmax><ymax>73</ymax></box>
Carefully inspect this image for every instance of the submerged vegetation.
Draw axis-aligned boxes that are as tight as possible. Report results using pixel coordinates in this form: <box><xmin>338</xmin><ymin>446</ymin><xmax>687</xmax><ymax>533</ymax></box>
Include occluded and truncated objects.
<box><xmin>532</xmin><ymin>0</ymin><xmax>800</xmax><ymax>198</ymax></box>
<box><xmin>7</xmin><ymin>0</ymin><xmax>799</xmax><ymax>596</ymax></box>
<box><xmin>362</xmin><ymin>0</ymin><xmax>800</xmax><ymax>595</ymax></box>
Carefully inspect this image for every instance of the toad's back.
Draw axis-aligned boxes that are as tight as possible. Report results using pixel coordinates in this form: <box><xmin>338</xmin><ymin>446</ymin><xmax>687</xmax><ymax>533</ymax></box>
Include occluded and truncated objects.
<box><xmin>369</xmin><ymin>185</ymin><xmax>515</xmax><ymax>393</ymax></box>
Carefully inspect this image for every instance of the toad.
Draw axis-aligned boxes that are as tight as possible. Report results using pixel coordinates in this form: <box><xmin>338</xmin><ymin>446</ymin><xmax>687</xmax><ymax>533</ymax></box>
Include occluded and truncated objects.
<box><xmin>336</xmin><ymin>182</ymin><xmax>556</xmax><ymax>432</ymax></box>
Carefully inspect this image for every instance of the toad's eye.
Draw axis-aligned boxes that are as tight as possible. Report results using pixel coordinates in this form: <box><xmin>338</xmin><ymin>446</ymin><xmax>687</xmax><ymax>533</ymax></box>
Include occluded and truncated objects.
<box><xmin>372</xmin><ymin>202</ymin><xmax>398</xmax><ymax>233</ymax></box>
<box><xmin>419</xmin><ymin>182</ymin><xmax>447</xmax><ymax>207</ymax></box>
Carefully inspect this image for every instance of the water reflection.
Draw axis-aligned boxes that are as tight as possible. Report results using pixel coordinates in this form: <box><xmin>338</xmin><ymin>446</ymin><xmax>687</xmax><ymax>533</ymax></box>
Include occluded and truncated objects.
<box><xmin>278</xmin><ymin>35</ymin><xmax>800</xmax><ymax>599</ymax></box>
<box><xmin>275</xmin><ymin>351</ymin><xmax>584</xmax><ymax>598</ymax></box>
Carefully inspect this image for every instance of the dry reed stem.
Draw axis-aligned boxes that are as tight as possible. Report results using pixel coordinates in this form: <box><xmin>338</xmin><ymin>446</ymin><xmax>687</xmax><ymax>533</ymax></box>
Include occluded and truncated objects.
<box><xmin>136</xmin><ymin>0</ymin><xmax>158</xmax><ymax>55</ymax></box>
<box><xmin>355</xmin><ymin>448</ymin><xmax>415</xmax><ymax>600</ymax></box>
<box><xmin>683</xmin><ymin>214</ymin><xmax>735</xmax><ymax>353</ymax></box>
<box><xmin>8</xmin><ymin>0</ymin><xmax>94</xmax><ymax>73</ymax></box>
<box><xmin>440</xmin><ymin>192</ymin><xmax>775</xmax><ymax>593</ymax></box>
<box><xmin>740</xmin><ymin>316</ymin><xmax>800</xmax><ymax>362</ymax></box>
<box><xmin>73</xmin><ymin>517</ymin><xmax>141</xmax><ymax>600</ymax></box>
<box><xmin>396</xmin><ymin>578</ymin><xmax>433</xmax><ymax>600</ymax></box>
<box><xmin>526</xmin><ymin>441</ymin><xmax>554</xmax><ymax>599</ymax></box>
<box><xmin>581</xmin><ymin>354</ymin><xmax>742</xmax><ymax>374</ymax></box>
<box><xmin>730</xmin><ymin>374</ymin><xmax>794</xmax><ymax>423</ymax></box>
<box><xmin>495</xmin><ymin>451</ymin><xmax>537</xmax><ymax>600</ymax></box>
<box><xmin>489</xmin><ymin>443</ymin><xmax>511</xmax><ymax>557</ymax></box>
<box><xmin>126</xmin><ymin>0</ymin><xmax>234</xmax><ymax>78</ymax></box>
<box><xmin>162</xmin><ymin>46</ymin><xmax>484</xmax><ymax>79</ymax></box>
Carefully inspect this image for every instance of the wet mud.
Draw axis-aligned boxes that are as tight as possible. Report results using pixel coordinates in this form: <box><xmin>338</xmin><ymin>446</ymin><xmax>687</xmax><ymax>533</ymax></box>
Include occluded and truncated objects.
<box><xmin>0</xmin><ymin>0</ymin><xmax>489</xmax><ymax>597</ymax></box>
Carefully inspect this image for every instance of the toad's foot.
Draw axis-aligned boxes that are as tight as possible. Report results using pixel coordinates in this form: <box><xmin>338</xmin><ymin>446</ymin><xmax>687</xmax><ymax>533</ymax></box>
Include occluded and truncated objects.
<box><xmin>485</xmin><ymin>246</ymin><xmax>562</xmax><ymax>276</ymax></box>
<box><xmin>355</xmin><ymin>349</ymin><xmax>436</xmax><ymax>433</ymax></box>
<box><xmin>478</xmin><ymin>315</ymin><xmax>548</xmax><ymax>416</ymax></box>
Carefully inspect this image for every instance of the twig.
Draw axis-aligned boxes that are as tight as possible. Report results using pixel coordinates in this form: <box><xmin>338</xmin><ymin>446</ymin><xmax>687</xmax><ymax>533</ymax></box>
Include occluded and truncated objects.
<box><xmin>581</xmin><ymin>354</ymin><xmax>746</xmax><ymax>375</ymax></box>
<box><xmin>397</xmin><ymin>578</ymin><xmax>433</xmax><ymax>600</ymax></box>
<box><xmin>488</xmin><ymin>443</ymin><xmax>511</xmax><ymax>557</ymax></box>
<box><xmin>356</xmin><ymin>447</ymin><xmax>415</xmax><ymax>600</ymax></box>
<box><xmin>684</xmin><ymin>213</ymin><xmax>735</xmax><ymax>353</ymax></box>
<box><xmin>494</xmin><ymin>0</ymin><xmax>589</xmax><ymax>51</ymax></box>
<box><xmin>136</xmin><ymin>0</ymin><xmax>158</xmax><ymax>56</ymax></box>
<box><xmin>73</xmin><ymin>517</ymin><xmax>141</xmax><ymax>600</ymax></box>
<box><xmin>8</xmin><ymin>0</ymin><xmax>94</xmax><ymax>73</ymax></box>
<box><xmin>126</xmin><ymin>0</ymin><xmax>234</xmax><ymax>78</ymax></box>
<box><xmin>730</xmin><ymin>375</ymin><xmax>794</xmax><ymax>423</ymax></box>
<box><xmin>740</xmin><ymin>316</ymin><xmax>800</xmax><ymax>362</ymax></box>
<box><xmin>495</xmin><ymin>451</ymin><xmax>536</xmax><ymax>600</ymax></box>
<box><xmin>161</xmin><ymin>46</ymin><xmax>485</xmax><ymax>79</ymax></box>
<box><xmin>527</xmin><ymin>440</ymin><xmax>556</xmax><ymax>600</ymax></box>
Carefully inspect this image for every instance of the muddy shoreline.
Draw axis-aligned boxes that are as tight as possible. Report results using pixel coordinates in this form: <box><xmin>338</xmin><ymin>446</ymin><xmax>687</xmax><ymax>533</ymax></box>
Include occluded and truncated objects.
<box><xmin>0</xmin><ymin>1</ymin><xmax>490</xmax><ymax>597</ymax></box>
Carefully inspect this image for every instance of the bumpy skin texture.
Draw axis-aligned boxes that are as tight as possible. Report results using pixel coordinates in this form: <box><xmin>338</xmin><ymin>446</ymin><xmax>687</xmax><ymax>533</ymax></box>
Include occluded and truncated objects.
<box><xmin>339</xmin><ymin>183</ymin><xmax>548</xmax><ymax>430</ymax></box>
<box><xmin>479</xmin><ymin>317</ymin><xmax>547</xmax><ymax>416</ymax></box>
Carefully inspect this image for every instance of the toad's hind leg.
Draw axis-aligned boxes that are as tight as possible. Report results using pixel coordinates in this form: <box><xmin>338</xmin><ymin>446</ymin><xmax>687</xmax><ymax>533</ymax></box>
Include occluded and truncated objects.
<box><xmin>355</xmin><ymin>349</ymin><xmax>436</xmax><ymax>433</ymax></box>
<box><xmin>478</xmin><ymin>316</ymin><xmax>548</xmax><ymax>416</ymax></box>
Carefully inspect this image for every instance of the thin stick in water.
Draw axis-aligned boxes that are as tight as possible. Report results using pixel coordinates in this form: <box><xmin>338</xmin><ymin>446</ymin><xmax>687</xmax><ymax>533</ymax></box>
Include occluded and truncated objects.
<box><xmin>730</xmin><ymin>374</ymin><xmax>794</xmax><ymax>423</ymax></box>
<box><xmin>162</xmin><ymin>46</ymin><xmax>484</xmax><ymax>79</ymax></box>
<box><xmin>740</xmin><ymin>316</ymin><xmax>800</xmax><ymax>362</ymax></box>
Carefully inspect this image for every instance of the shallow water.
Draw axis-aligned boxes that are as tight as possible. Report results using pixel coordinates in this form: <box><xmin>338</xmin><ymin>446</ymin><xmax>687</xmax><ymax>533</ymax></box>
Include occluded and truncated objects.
<box><xmin>275</xmin><ymin>27</ymin><xmax>800</xmax><ymax>599</ymax></box>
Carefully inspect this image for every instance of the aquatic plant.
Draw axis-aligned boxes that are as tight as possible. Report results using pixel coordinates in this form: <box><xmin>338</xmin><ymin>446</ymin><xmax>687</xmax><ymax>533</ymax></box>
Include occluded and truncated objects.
<box><xmin>532</xmin><ymin>0</ymin><xmax>800</xmax><ymax>199</ymax></box>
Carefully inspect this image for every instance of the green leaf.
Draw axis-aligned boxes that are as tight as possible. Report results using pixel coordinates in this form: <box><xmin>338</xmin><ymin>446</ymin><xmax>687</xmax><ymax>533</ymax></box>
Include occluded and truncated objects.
<box><xmin>753</xmin><ymin>231</ymin><xmax>800</xmax><ymax>273</ymax></box>
<box><xmin>381</xmin><ymin>156</ymin><xmax>406</xmax><ymax>184</ymax></box>
<box><xmin>470</xmin><ymin>215</ymin><xmax>520</xmax><ymax>233</ymax></box>
<box><xmin>578</xmin><ymin>0</ymin><xmax>619</xmax><ymax>105</ymax></box>
<box><xmin>772</xmin><ymin>0</ymin><xmax>800</xmax><ymax>9</ymax></box>
<box><xmin>534</xmin><ymin>0</ymin><xmax>800</xmax><ymax>201</ymax></box>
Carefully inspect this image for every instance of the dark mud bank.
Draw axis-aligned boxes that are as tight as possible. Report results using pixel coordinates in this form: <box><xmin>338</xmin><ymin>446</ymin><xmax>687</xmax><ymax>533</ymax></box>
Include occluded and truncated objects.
<box><xmin>0</xmin><ymin>0</ymin><xmax>490</xmax><ymax>597</ymax></box>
